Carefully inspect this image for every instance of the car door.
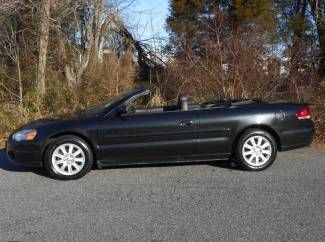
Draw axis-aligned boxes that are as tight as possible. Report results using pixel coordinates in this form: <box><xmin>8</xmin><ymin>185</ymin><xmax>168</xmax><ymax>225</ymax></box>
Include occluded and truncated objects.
<box><xmin>97</xmin><ymin>109</ymin><xmax>199</xmax><ymax>164</ymax></box>
<box><xmin>196</xmin><ymin>107</ymin><xmax>236</xmax><ymax>158</ymax></box>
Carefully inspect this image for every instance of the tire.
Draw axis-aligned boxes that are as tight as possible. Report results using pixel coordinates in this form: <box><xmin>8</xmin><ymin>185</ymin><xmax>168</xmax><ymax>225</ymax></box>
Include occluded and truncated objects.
<box><xmin>44</xmin><ymin>135</ymin><xmax>94</xmax><ymax>180</ymax></box>
<box><xmin>235</xmin><ymin>129</ymin><xmax>277</xmax><ymax>171</ymax></box>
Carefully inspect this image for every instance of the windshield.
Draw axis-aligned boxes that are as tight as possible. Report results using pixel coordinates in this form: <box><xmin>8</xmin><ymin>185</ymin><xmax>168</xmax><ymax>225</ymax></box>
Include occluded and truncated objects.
<box><xmin>79</xmin><ymin>91</ymin><xmax>129</xmax><ymax>116</ymax></box>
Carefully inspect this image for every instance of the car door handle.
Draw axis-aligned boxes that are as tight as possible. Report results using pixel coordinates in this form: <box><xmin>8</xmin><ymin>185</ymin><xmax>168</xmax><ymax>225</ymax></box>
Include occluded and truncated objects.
<box><xmin>179</xmin><ymin>120</ymin><xmax>194</xmax><ymax>127</ymax></box>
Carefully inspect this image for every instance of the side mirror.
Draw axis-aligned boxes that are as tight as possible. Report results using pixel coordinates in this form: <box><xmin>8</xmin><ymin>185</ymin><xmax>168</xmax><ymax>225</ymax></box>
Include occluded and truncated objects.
<box><xmin>116</xmin><ymin>104</ymin><xmax>127</xmax><ymax>116</ymax></box>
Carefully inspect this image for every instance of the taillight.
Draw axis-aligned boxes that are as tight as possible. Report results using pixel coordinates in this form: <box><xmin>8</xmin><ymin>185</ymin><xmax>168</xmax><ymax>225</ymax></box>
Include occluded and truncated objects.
<box><xmin>296</xmin><ymin>107</ymin><xmax>311</xmax><ymax>120</ymax></box>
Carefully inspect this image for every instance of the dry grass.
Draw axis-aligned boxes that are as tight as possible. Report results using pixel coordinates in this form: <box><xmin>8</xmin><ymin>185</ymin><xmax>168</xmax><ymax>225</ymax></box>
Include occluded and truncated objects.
<box><xmin>311</xmin><ymin>106</ymin><xmax>325</xmax><ymax>145</ymax></box>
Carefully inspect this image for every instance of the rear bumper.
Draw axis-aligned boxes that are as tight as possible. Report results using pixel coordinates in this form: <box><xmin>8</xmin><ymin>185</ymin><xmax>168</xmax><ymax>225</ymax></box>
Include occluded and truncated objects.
<box><xmin>6</xmin><ymin>139</ymin><xmax>43</xmax><ymax>167</ymax></box>
<box><xmin>280</xmin><ymin>122</ymin><xmax>315</xmax><ymax>151</ymax></box>
<box><xmin>280</xmin><ymin>142</ymin><xmax>313</xmax><ymax>151</ymax></box>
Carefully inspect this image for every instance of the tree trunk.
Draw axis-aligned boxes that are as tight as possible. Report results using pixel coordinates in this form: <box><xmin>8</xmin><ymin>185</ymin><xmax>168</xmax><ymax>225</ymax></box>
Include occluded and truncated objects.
<box><xmin>309</xmin><ymin>0</ymin><xmax>325</xmax><ymax>77</ymax></box>
<box><xmin>319</xmin><ymin>26</ymin><xmax>325</xmax><ymax>77</ymax></box>
<box><xmin>315</xmin><ymin>4</ymin><xmax>325</xmax><ymax>77</ymax></box>
<box><xmin>90</xmin><ymin>0</ymin><xmax>102</xmax><ymax>68</ymax></box>
<box><xmin>57</xmin><ymin>30</ymin><xmax>77</xmax><ymax>88</ymax></box>
<box><xmin>290</xmin><ymin>0</ymin><xmax>307</xmax><ymax>76</ymax></box>
<box><xmin>17</xmin><ymin>51</ymin><xmax>23</xmax><ymax>106</ymax></box>
<box><xmin>36</xmin><ymin>0</ymin><xmax>51</xmax><ymax>96</ymax></box>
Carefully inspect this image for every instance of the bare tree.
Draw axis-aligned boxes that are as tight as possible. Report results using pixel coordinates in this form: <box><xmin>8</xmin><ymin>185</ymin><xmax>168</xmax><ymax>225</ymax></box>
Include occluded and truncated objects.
<box><xmin>0</xmin><ymin>0</ymin><xmax>22</xmax><ymax>16</ymax></box>
<box><xmin>0</xmin><ymin>24</ymin><xmax>23</xmax><ymax>106</ymax></box>
<box><xmin>53</xmin><ymin>0</ymin><xmax>102</xmax><ymax>87</ymax></box>
<box><xmin>0</xmin><ymin>0</ymin><xmax>26</xmax><ymax>106</ymax></box>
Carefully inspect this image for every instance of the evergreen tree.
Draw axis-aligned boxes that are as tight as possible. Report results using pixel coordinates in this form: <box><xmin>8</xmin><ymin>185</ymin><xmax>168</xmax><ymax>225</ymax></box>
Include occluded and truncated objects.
<box><xmin>167</xmin><ymin>0</ymin><xmax>276</xmax><ymax>52</ymax></box>
<box><xmin>231</xmin><ymin>0</ymin><xmax>276</xmax><ymax>32</ymax></box>
<box><xmin>167</xmin><ymin>0</ymin><xmax>205</xmax><ymax>50</ymax></box>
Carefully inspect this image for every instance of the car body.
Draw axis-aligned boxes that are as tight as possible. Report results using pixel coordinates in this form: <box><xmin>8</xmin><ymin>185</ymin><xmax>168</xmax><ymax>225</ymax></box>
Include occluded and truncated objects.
<box><xmin>6</xmin><ymin>88</ymin><xmax>315</xmax><ymax>179</ymax></box>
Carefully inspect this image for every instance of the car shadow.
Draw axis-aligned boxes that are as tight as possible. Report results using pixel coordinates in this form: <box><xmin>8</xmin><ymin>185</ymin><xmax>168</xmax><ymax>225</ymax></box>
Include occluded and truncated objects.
<box><xmin>0</xmin><ymin>149</ymin><xmax>49</xmax><ymax>177</ymax></box>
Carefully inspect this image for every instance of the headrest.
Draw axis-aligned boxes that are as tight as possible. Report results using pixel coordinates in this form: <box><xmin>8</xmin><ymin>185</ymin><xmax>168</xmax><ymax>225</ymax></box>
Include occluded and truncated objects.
<box><xmin>179</xmin><ymin>95</ymin><xmax>188</xmax><ymax>111</ymax></box>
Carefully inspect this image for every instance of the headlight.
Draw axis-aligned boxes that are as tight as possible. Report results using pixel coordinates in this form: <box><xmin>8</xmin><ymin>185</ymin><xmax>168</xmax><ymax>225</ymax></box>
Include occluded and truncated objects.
<box><xmin>12</xmin><ymin>129</ymin><xmax>37</xmax><ymax>141</ymax></box>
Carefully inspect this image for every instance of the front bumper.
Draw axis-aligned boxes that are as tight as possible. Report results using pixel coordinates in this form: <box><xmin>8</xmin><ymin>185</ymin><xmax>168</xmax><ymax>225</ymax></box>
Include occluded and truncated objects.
<box><xmin>6</xmin><ymin>138</ymin><xmax>43</xmax><ymax>167</ymax></box>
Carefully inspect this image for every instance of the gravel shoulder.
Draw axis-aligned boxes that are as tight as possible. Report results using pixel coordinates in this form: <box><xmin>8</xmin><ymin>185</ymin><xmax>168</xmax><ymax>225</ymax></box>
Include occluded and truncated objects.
<box><xmin>0</xmin><ymin>147</ymin><xmax>324</xmax><ymax>241</ymax></box>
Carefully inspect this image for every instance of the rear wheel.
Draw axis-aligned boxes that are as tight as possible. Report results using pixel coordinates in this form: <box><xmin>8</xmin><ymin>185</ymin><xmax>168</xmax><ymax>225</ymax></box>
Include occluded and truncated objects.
<box><xmin>44</xmin><ymin>135</ymin><xmax>93</xmax><ymax>180</ymax></box>
<box><xmin>235</xmin><ymin>129</ymin><xmax>277</xmax><ymax>171</ymax></box>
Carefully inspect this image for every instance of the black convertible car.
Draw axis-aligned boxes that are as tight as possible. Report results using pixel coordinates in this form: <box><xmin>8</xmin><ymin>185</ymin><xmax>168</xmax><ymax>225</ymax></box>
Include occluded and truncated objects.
<box><xmin>6</xmin><ymin>88</ymin><xmax>315</xmax><ymax>180</ymax></box>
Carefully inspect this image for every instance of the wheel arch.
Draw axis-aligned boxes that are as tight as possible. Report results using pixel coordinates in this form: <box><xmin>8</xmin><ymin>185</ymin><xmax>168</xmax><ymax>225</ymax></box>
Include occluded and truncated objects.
<box><xmin>232</xmin><ymin>125</ymin><xmax>281</xmax><ymax>154</ymax></box>
<box><xmin>42</xmin><ymin>132</ymin><xmax>97</xmax><ymax>167</ymax></box>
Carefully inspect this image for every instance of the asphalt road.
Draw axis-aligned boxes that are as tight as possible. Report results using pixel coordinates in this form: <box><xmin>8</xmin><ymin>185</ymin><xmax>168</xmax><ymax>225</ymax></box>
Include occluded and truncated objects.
<box><xmin>0</xmin><ymin>148</ymin><xmax>324</xmax><ymax>241</ymax></box>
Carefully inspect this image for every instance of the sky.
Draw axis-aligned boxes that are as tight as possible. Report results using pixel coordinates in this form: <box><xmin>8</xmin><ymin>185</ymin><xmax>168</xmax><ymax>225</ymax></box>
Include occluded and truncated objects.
<box><xmin>120</xmin><ymin>0</ymin><xmax>170</xmax><ymax>49</ymax></box>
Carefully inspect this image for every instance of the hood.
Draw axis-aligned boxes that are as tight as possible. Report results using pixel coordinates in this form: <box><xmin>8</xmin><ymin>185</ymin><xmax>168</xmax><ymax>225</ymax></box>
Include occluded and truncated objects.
<box><xmin>19</xmin><ymin>117</ymin><xmax>63</xmax><ymax>130</ymax></box>
<box><xmin>18</xmin><ymin>111</ymin><xmax>80</xmax><ymax>130</ymax></box>
<box><xmin>13</xmin><ymin>109</ymin><xmax>96</xmax><ymax>134</ymax></box>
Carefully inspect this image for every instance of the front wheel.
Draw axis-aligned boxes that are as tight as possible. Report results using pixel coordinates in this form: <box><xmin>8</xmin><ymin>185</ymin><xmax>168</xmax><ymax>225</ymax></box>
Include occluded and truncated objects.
<box><xmin>235</xmin><ymin>129</ymin><xmax>277</xmax><ymax>171</ymax></box>
<box><xmin>44</xmin><ymin>135</ymin><xmax>94</xmax><ymax>180</ymax></box>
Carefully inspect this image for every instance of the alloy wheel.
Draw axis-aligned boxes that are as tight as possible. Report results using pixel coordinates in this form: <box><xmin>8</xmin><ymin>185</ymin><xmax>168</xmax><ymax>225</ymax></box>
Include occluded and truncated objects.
<box><xmin>51</xmin><ymin>143</ymin><xmax>86</xmax><ymax>176</ymax></box>
<box><xmin>242</xmin><ymin>135</ymin><xmax>272</xmax><ymax>167</ymax></box>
